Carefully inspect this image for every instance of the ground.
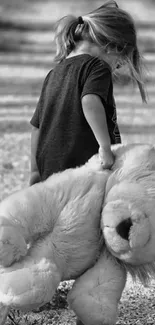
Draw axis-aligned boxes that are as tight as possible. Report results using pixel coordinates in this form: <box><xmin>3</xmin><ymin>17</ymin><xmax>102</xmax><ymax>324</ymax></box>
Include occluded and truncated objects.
<box><xmin>0</xmin><ymin>0</ymin><xmax>155</xmax><ymax>324</ymax></box>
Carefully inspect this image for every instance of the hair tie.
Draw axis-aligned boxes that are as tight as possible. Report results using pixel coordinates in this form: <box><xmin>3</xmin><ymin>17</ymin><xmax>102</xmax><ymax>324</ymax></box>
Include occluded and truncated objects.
<box><xmin>77</xmin><ymin>16</ymin><xmax>84</xmax><ymax>25</ymax></box>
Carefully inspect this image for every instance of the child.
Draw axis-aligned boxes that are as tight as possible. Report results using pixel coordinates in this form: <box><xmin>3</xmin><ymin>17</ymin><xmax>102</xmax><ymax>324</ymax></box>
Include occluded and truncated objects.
<box><xmin>30</xmin><ymin>0</ymin><xmax>147</xmax><ymax>185</ymax></box>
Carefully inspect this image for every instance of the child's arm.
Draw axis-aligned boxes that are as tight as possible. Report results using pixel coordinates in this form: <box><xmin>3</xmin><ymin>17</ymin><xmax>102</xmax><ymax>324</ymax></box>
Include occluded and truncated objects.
<box><xmin>30</xmin><ymin>126</ymin><xmax>41</xmax><ymax>185</ymax></box>
<box><xmin>82</xmin><ymin>94</ymin><xmax>114</xmax><ymax>169</ymax></box>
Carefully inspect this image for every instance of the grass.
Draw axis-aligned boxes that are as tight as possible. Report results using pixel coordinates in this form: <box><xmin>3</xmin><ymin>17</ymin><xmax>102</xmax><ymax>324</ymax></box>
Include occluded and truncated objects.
<box><xmin>4</xmin><ymin>278</ymin><xmax>155</xmax><ymax>324</ymax></box>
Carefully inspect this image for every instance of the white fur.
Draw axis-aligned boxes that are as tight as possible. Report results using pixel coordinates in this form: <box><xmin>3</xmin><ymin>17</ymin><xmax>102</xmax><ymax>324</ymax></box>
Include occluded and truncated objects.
<box><xmin>0</xmin><ymin>165</ymin><xmax>109</xmax><ymax>310</ymax></box>
<box><xmin>0</xmin><ymin>143</ymin><xmax>155</xmax><ymax>325</ymax></box>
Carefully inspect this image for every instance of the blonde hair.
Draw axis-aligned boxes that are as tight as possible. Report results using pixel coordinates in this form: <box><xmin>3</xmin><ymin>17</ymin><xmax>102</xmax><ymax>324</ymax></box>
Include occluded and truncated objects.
<box><xmin>54</xmin><ymin>0</ymin><xmax>147</xmax><ymax>102</ymax></box>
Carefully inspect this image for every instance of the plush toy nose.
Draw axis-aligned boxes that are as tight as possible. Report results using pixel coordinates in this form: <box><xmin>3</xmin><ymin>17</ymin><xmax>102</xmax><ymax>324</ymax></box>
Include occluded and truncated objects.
<box><xmin>116</xmin><ymin>218</ymin><xmax>132</xmax><ymax>241</ymax></box>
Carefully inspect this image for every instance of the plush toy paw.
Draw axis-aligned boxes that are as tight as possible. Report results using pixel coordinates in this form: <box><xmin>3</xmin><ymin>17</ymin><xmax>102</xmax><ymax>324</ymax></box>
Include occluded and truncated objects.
<box><xmin>68</xmin><ymin>252</ymin><xmax>126</xmax><ymax>325</ymax></box>
<box><xmin>0</xmin><ymin>216</ymin><xmax>27</xmax><ymax>267</ymax></box>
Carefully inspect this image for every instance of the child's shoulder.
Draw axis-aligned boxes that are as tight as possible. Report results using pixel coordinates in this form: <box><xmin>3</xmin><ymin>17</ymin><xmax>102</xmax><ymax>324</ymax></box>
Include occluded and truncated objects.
<box><xmin>59</xmin><ymin>54</ymin><xmax>109</xmax><ymax>69</ymax></box>
<box><xmin>65</xmin><ymin>54</ymin><xmax>111</xmax><ymax>75</ymax></box>
<box><xmin>79</xmin><ymin>54</ymin><xmax>112</xmax><ymax>77</ymax></box>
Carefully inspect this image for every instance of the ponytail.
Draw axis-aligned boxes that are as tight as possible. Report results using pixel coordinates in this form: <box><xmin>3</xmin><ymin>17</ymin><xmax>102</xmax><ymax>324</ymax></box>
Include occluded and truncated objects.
<box><xmin>54</xmin><ymin>15</ymin><xmax>84</xmax><ymax>63</ymax></box>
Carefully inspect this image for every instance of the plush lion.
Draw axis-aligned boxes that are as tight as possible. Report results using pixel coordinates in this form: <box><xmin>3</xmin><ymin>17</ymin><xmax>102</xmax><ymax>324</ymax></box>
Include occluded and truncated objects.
<box><xmin>0</xmin><ymin>143</ymin><xmax>155</xmax><ymax>325</ymax></box>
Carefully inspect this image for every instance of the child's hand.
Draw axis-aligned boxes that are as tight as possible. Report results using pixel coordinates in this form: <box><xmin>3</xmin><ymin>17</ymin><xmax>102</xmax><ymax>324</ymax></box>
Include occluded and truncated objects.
<box><xmin>99</xmin><ymin>146</ymin><xmax>114</xmax><ymax>169</ymax></box>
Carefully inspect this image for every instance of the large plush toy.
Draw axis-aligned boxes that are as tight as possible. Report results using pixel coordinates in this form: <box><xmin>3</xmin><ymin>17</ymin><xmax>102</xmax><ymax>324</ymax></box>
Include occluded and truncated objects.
<box><xmin>0</xmin><ymin>143</ymin><xmax>155</xmax><ymax>325</ymax></box>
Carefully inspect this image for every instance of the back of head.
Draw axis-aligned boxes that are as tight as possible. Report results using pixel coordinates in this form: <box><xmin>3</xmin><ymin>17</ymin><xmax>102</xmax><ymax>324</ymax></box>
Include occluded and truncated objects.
<box><xmin>54</xmin><ymin>0</ymin><xmax>147</xmax><ymax>102</ymax></box>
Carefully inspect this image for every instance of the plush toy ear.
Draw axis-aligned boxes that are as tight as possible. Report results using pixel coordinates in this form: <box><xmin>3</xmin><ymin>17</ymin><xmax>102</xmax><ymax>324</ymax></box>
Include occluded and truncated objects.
<box><xmin>111</xmin><ymin>144</ymin><xmax>155</xmax><ymax>175</ymax></box>
<box><xmin>104</xmin><ymin>144</ymin><xmax>155</xmax><ymax>197</ymax></box>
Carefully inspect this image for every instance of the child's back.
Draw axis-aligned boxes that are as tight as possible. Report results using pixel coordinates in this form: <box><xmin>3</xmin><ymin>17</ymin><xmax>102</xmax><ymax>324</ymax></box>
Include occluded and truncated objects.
<box><xmin>31</xmin><ymin>54</ymin><xmax>120</xmax><ymax>180</ymax></box>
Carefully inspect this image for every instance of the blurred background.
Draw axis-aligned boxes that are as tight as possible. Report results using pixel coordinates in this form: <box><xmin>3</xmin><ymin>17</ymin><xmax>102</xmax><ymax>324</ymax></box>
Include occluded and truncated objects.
<box><xmin>0</xmin><ymin>0</ymin><xmax>155</xmax><ymax>198</ymax></box>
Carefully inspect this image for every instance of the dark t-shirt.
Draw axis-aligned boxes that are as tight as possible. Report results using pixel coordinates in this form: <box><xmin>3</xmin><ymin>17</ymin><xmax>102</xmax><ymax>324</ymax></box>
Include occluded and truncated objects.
<box><xmin>30</xmin><ymin>54</ymin><xmax>121</xmax><ymax>181</ymax></box>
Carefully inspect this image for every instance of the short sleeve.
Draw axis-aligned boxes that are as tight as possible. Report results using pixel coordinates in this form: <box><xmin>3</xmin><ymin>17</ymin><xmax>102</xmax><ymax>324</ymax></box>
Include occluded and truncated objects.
<box><xmin>30</xmin><ymin>101</ymin><xmax>40</xmax><ymax>128</ymax></box>
<box><xmin>30</xmin><ymin>71</ymin><xmax>51</xmax><ymax>128</ymax></box>
<box><xmin>81</xmin><ymin>59</ymin><xmax>112</xmax><ymax>105</ymax></box>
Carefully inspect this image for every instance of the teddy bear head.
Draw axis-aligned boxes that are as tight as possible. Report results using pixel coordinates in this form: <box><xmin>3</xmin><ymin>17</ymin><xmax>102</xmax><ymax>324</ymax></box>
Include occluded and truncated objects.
<box><xmin>101</xmin><ymin>144</ymin><xmax>155</xmax><ymax>268</ymax></box>
<box><xmin>101</xmin><ymin>181</ymin><xmax>155</xmax><ymax>264</ymax></box>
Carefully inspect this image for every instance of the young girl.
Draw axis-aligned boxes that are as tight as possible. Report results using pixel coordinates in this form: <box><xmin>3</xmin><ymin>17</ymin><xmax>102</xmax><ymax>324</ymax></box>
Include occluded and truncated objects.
<box><xmin>30</xmin><ymin>0</ymin><xmax>147</xmax><ymax>185</ymax></box>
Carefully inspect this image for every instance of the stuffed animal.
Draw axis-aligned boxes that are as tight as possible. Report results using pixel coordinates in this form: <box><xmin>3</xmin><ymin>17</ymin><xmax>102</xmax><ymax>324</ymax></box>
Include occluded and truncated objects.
<box><xmin>0</xmin><ymin>143</ymin><xmax>155</xmax><ymax>325</ymax></box>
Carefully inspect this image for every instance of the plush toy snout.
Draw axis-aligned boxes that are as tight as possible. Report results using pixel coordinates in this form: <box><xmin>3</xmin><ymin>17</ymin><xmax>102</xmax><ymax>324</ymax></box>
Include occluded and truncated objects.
<box><xmin>102</xmin><ymin>200</ymin><xmax>150</xmax><ymax>262</ymax></box>
<box><xmin>116</xmin><ymin>214</ymin><xmax>150</xmax><ymax>249</ymax></box>
<box><xmin>101</xmin><ymin>182</ymin><xmax>152</xmax><ymax>265</ymax></box>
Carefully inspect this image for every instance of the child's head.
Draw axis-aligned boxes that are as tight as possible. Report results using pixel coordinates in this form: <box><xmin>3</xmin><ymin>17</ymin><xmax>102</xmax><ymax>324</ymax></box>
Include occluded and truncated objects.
<box><xmin>54</xmin><ymin>0</ymin><xmax>146</xmax><ymax>102</ymax></box>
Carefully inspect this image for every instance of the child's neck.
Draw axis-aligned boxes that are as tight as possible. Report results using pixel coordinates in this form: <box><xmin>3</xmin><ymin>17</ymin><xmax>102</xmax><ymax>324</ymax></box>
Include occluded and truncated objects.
<box><xmin>66</xmin><ymin>41</ymin><xmax>98</xmax><ymax>59</ymax></box>
<box><xmin>66</xmin><ymin>41</ymin><xmax>114</xmax><ymax>70</ymax></box>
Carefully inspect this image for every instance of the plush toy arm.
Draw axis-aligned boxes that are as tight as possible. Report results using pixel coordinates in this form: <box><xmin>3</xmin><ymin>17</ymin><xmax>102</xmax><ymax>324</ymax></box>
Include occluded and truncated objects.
<box><xmin>0</xmin><ymin>256</ymin><xmax>62</xmax><ymax>311</ymax></box>
<box><xmin>68</xmin><ymin>250</ymin><xmax>126</xmax><ymax>325</ymax></box>
<box><xmin>0</xmin><ymin>216</ymin><xmax>27</xmax><ymax>267</ymax></box>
